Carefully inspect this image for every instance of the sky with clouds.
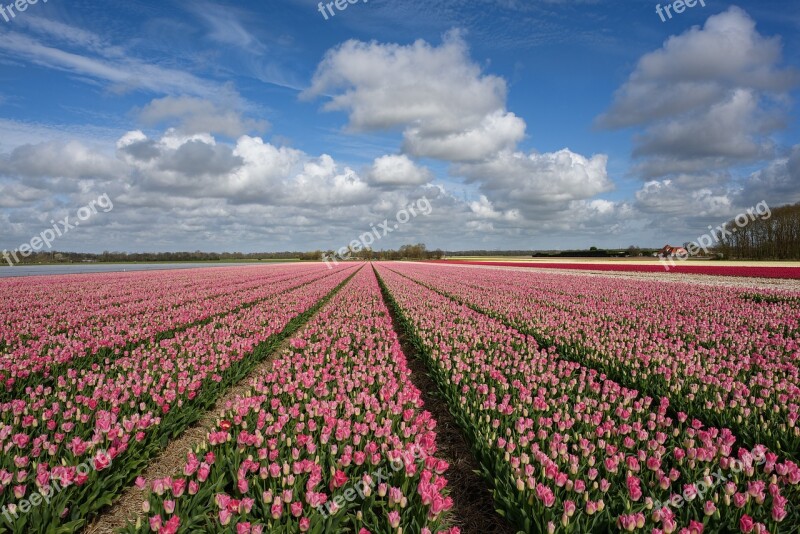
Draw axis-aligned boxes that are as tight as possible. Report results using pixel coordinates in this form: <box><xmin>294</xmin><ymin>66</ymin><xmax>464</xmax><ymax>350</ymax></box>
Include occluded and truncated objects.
<box><xmin>1</xmin><ymin>0</ymin><xmax>799</xmax><ymax>253</ymax></box>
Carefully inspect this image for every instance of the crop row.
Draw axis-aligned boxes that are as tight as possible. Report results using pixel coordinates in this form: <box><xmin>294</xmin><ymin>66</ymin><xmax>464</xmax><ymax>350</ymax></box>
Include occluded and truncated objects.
<box><xmin>1</xmin><ymin>264</ymin><xmax>314</xmax><ymax>354</ymax></box>
<box><xmin>0</xmin><ymin>264</ymin><xmax>356</xmax><ymax>533</ymax></box>
<box><xmin>375</xmin><ymin>264</ymin><xmax>800</xmax><ymax>533</ymax></box>
<box><xmin>388</xmin><ymin>263</ymin><xmax>800</xmax><ymax>461</ymax></box>
<box><xmin>0</xmin><ymin>264</ymin><xmax>333</xmax><ymax>397</ymax></box>
<box><xmin>0</xmin><ymin>266</ymin><xmax>332</xmax><ymax>398</ymax></box>
<box><xmin>127</xmin><ymin>266</ymin><xmax>459</xmax><ymax>534</ymax></box>
<box><xmin>429</xmin><ymin>261</ymin><xmax>800</xmax><ymax>280</ymax></box>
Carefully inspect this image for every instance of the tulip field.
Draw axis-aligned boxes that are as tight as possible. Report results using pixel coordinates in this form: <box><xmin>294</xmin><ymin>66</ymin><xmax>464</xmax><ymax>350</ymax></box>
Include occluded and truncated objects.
<box><xmin>1</xmin><ymin>262</ymin><xmax>799</xmax><ymax>533</ymax></box>
<box><xmin>0</xmin><ymin>264</ymin><xmax>357</xmax><ymax>532</ymax></box>
<box><xmin>127</xmin><ymin>266</ymin><xmax>458</xmax><ymax>534</ymax></box>
<box><xmin>374</xmin><ymin>263</ymin><xmax>800</xmax><ymax>534</ymax></box>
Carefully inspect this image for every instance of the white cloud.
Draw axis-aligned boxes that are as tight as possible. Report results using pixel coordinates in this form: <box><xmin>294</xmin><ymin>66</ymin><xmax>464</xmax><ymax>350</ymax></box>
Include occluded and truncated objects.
<box><xmin>631</xmin><ymin>89</ymin><xmax>777</xmax><ymax>176</ymax></box>
<box><xmin>739</xmin><ymin>144</ymin><xmax>800</xmax><ymax>206</ymax></box>
<box><xmin>0</xmin><ymin>124</ymin><xmax>637</xmax><ymax>252</ymax></box>
<box><xmin>598</xmin><ymin>7</ymin><xmax>798</xmax><ymax>178</ymax></box>
<box><xmin>634</xmin><ymin>179</ymin><xmax>734</xmax><ymax>218</ymax></box>
<box><xmin>187</xmin><ymin>1</ymin><xmax>263</xmax><ymax>50</ymax></box>
<box><xmin>469</xmin><ymin>195</ymin><xmax>521</xmax><ymax>222</ymax></box>
<box><xmin>303</xmin><ymin>31</ymin><xmax>525</xmax><ymax>163</ymax></box>
<box><xmin>403</xmin><ymin>109</ymin><xmax>525</xmax><ymax>162</ymax></box>
<box><xmin>599</xmin><ymin>7</ymin><xmax>797</xmax><ymax>128</ymax></box>
<box><xmin>457</xmin><ymin>149</ymin><xmax>613</xmax><ymax>216</ymax></box>
<box><xmin>368</xmin><ymin>154</ymin><xmax>432</xmax><ymax>186</ymax></box>
<box><xmin>116</xmin><ymin>130</ymin><xmax>375</xmax><ymax>207</ymax></box>
<box><xmin>0</xmin><ymin>31</ymin><xmax>219</xmax><ymax>97</ymax></box>
<box><xmin>0</xmin><ymin>140</ymin><xmax>124</xmax><ymax>181</ymax></box>
<box><xmin>284</xmin><ymin>155</ymin><xmax>373</xmax><ymax>207</ymax></box>
<box><xmin>302</xmin><ymin>31</ymin><xmax>619</xmax><ymax>232</ymax></box>
<box><xmin>138</xmin><ymin>96</ymin><xmax>268</xmax><ymax>137</ymax></box>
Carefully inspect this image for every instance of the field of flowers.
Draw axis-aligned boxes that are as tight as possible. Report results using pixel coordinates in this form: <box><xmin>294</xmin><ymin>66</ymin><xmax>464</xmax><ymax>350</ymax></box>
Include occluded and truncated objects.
<box><xmin>128</xmin><ymin>266</ymin><xmax>457</xmax><ymax>534</ymax></box>
<box><xmin>431</xmin><ymin>260</ymin><xmax>800</xmax><ymax>279</ymax></box>
<box><xmin>0</xmin><ymin>264</ymin><xmax>338</xmax><ymax>396</ymax></box>
<box><xmin>2</xmin><ymin>261</ymin><xmax>799</xmax><ymax>533</ymax></box>
<box><xmin>384</xmin><ymin>263</ymin><xmax>800</xmax><ymax>461</ymax></box>
<box><xmin>375</xmin><ymin>263</ymin><xmax>800</xmax><ymax>533</ymax></box>
<box><xmin>0</xmin><ymin>264</ymin><xmax>356</xmax><ymax>532</ymax></box>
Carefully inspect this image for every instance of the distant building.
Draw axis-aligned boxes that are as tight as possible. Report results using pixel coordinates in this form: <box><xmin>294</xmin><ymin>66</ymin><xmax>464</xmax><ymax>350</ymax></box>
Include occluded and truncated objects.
<box><xmin>657</xmin><ymin>245</ymin><xmax>688</xmax><ymax>258</ymax></box>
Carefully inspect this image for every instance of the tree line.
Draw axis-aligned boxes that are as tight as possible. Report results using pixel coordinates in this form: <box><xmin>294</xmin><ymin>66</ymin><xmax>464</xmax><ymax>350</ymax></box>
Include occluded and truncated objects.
<box><xmin>321</xmin><ymin>243</ymin><xmax>445</xmax><ymax>261</ymax></box>
<box><xmin>2</xmin><ymin>245</ymin><xmax>445</xmax><ymax>265</ymax></box>
<box><xmin>715</xmin><ymin>202</ymin><xmax>800</xmax><ymax>260</ymax></box>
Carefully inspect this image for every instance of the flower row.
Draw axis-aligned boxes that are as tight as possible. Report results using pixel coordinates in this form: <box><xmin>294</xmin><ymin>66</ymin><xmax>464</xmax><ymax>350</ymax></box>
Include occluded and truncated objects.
<box><xmin>0</xmin><ymin>265</ymin><xmax>355</xmax><ymax>532</ymax></box>
<box><xmin>388</xmin><ymin>263</ymin><xmax>800</xmax><ymax>460</ymax></box>
<box><xmin>375</xmin><ymin>264</ymin><xmax>799</xmax><ymax>533</ymax></box>
<box><xmin>128</xmin><ymin>266</ymin><xmax>458</xmax><ymax>534</ymax></box>
<box><xmin>0</xmin><ymin>263</ymin><xmax>331</xmax><ymax>391</ymax></box>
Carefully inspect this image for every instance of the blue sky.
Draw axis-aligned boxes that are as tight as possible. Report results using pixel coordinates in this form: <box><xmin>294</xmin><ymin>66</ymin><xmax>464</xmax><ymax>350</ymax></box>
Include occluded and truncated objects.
<box><xmin>1</xmin><ymin>0</ymin><xmax>799</xmax><ymax>253</ymax></box>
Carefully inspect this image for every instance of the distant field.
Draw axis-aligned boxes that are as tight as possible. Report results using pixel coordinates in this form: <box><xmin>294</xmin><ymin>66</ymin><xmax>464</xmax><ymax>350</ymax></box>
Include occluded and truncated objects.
<box><xmin>0</xmin><ymin>258</ymin><xmax>300</xmax><ymax>267</ymax></box>
<box><xmin>447</xmin><ymin>255</ymin><xmax>800</xmax><ymax>267</ymax></box>
<box><xmin>438</xmin><ymin>257</ymin><xmax>800</xmax><ymax>278</ymax></box>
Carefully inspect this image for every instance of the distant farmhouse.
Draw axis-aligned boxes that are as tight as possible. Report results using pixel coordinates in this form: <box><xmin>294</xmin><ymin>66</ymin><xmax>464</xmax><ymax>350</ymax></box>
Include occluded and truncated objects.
<box><xmin>656</xmin><ymin>245</ymin><xmax>689</xmax><ymax>258</ymax></box>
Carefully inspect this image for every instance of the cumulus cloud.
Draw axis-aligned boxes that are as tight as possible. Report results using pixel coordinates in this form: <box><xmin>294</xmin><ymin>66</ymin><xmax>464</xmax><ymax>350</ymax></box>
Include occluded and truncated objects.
<box><xmin>284</xmin><ymin>155</ymin><xmax>373</xmax><ymax>207</ymax></box>
<box><xmin>0</xmin><ymin>127</ymin><xmax>450</xmax><ymax>249</ymax></box>
<box><xmin>626</xmin><ymin>170</ymin><xmax>792</xmax><ymax>241</ymax></box>
<box><xmin>599</xmin><ymin>7</ymin><xmax>797</xmax><ymax>128</ymax></box>
<box><xmin>457</xmin><ymin>149</ymin><xmax>613</xmax><ymax>216</ymax></box>
<box><xmin>403</xmin><ymin>109</ymin><xmax>525</xmax><ymax>162</ymax></box>
<box><xmin>0</xmin><ymin>122</ymin><xmax>635</xmax><ymax>252</ymax></box>
<box><xmin>630</xmin><ymin>89</ymin><xmax>779</xmax><ymax>177</ymax></box>
<box><xmin>628</xmin><ymin>145</ymin><xmax>800</xmax><ymax>241</ymax></box>
<box><xmin>0</xmin><ymin>182</ymin><xmax>49</xmax><ymax>208</ymax></box>
<box><xmin>738</xmin><ymin>145</ymin><xmax>800</xmax><ymax>206</ymax></box>
<box><xmin>138</xmin><ymin>96</ymin><xmax>268</xmax><ymax>137</ymax></box>
<box><xmin>367</xmin><ymin>155</ymin><xmax>432</xmax><ymax>186</ymax></box>
<box><xmin>115</xmin><ymin>130</ymin><xmax>381</xmax><ymax>207</ymax></box>
<box><xmin>634</xmin><ymin>179</ymin><xmax>734</xmax><ymax>218</ymax></box>
<box><xmin>301</xmin><ymin>31</ymin><xmax>619</xmax><ymax>232</ymax></box>
<box><xmin>598</xmin><ymin>7</ymin><xmax>798</xmax><ymax>178</ymax></box>
<box><xmin>118</xmin><ymin>130</ymin><xmax>245</xmax><ymax>195</ymax></box>
<box><xmin>466</xmin><ymin>194</ymin><xmax>634</xmax><ymax>238</ymax></box>
<box><xmin>468</xmin><ymin>195</ymin><xmax>521</xmax><ymax>222</ymax></box>
<box><xmin>0</xmin><ymin>140</ymin><xmax>123</xmax><ymax>181</ymax></box>
<box><xmin>302</xmin><ymin>31</ymin><xmax>526</xmax><ymax>162</ymax></box>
